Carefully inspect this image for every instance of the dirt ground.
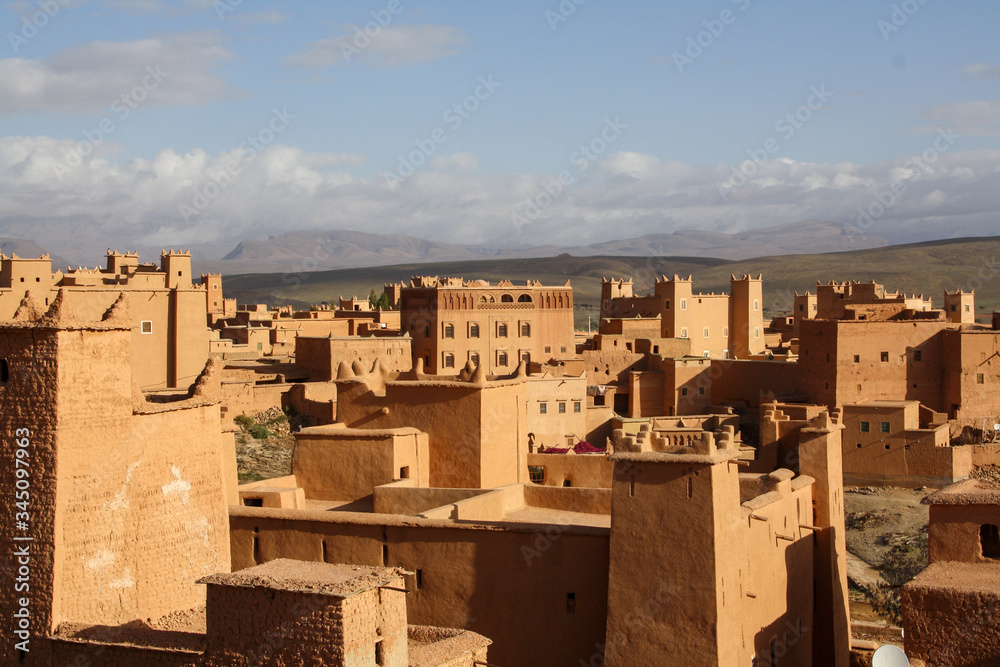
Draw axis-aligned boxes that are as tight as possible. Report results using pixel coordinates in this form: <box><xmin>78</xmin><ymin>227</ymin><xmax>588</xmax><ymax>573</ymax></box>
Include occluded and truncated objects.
<box><xmin>844</xmin><ymin>485</ymin><xmax>931</xmax><ymax>626</ymax></box>
<box><xmin>234</xmin><ymin>407</ymin><xmax>307</xmax><ymax>484</ymax></box>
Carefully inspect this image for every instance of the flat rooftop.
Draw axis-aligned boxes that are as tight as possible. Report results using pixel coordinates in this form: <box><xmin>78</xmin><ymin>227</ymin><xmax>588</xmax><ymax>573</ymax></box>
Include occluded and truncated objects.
<box><xmin>923</xmin><ymin>477</ymin><xmax>1000</xmax><ymax>505</ymax></box>
<box><xmin>503</xmin><ymin>506</ymin><xmax>611</xmax><ymax>528</ymax></box>
<box><xmin>198</xmin><ymin>559</ymin><xmax>406</xmax><ymax>598</ymax></box>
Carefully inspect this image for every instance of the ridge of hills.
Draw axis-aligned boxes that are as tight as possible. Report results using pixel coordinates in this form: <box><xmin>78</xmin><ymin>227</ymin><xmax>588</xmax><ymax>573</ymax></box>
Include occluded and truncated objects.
<box><xmin>222</xmin><ymin>235</ymin><xmax>1000</xmax><ymax>329</ymax></box>
<box><xmin>197</xmin><ymin>220</ymin><xmax>886</xmax><ymax>274</ymax></box>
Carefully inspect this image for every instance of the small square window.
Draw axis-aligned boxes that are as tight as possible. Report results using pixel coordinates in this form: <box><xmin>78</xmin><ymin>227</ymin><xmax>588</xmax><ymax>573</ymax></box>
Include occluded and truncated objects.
<box><xmin>680</xmin><ymin>328</ymin><xmax>688</xmax><ymax>338</ymax></box>
<box><xmin>140</xmin><ymin>320</ymin><xmax>153</xmax><ymax>334</ymax></box>
<box><xmin>853</xmin><ymin>355</ymin><xmax>860</xmax><ymax>363</ymax></box>
<box><xmin>539</xmin><ymin>402</ymin><xmax>547</xmax><ymax>414</ymax></box>
<box><xmin>545</xmin><ymin>346</ymin><xmax>551</xmax><ymax>353</ymax></box>
<box><xmin>880</xmin><ymin>351</ymin><xmax>889</xmax><ymax>362</ymax></box>
<box><xmin>698</xmin><ymin>386</ymin><xmax>705</xmax><ymax>395</ymax></box>
<box><xmin>681</xmin><ymin>387</ymin><xmax>688</xmax><ymax>397</ymax></box>
<box><xmin>860</xmin><ymin>421</ymin><xmax>870</xmax><ymax>433</ymax></box>
<box><xmin>913</xmin><ymin>350</ymin><xmax>922</xmax><ymax>362</ymax></box>
<box><xmin>528</xmin><ymin>466</ymin><xmax>545</xmax><ymax>484</ymax></box>
<box><xmin>558</xmin><ymin>402</ymin><xmax>566</xmax><ymax>414</ymax></box>
<box><xmin>880</xmin><ymin>422</ymin><xmax>891</xmax><ymax>433</ymax></box>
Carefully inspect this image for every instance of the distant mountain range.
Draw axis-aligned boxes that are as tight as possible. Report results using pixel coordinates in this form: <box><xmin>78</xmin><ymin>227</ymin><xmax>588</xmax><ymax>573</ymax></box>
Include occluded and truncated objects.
<box><xmin>0</xmin><ymin>238</ymin><xmax>69</xmax><ymax>269</ymax></box>
<box><xmin>194</xmin><ymin>220</ymin><xmax>887</xmax><ymax>275</ymax></box>
<box><xmin>220</xmin><ymin>234</ymin><xmax>1000</xmax><ymax>328</ymax></box>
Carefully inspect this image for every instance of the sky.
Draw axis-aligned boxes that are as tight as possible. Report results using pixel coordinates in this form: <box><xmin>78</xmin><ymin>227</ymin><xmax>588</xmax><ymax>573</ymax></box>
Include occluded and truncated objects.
<box><xmin>1</xmin><ymin>0</ymin><xmax>998</xmax><ymax>262</ymax></box>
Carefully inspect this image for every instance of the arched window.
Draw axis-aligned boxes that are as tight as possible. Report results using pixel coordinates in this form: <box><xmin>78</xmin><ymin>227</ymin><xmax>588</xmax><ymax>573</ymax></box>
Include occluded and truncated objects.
<box><xmin>470</xmin><ymin>353</ymin><xmax>480</xmax><ymax>365</ymax></box>
<box><xmin>501</xmin><ymin>294</ymin><xmax>514</xmax><ymax>303</ymax></box>
<box><xmin>443</xmin><ymin>353</ymin><xmax>455</xmax><ymax>368</ymax></box>
<box><xmin>517</xmin><ymin>294</ymin><xmax>532</xmax><ymax>303</ymax></box>
<box><xmin>520</xmin><ymin>323</ymin><xmax>531</xmax><ymax>337</ymax></box>
<box><xmin>470</xmin><ymin>323</ymin><xmax>480</xmax><ymax>338</ymax></box>
<box><xmin>479</xmin><ymin>296</ymin><xmax>487</xmax><ymax>304</ymax></box>
<box><xmin>443</xmin><ymin>324</ymin><xmax>454</xmax><ymax>338</ymax></box>
<box><xmin>498</xmin><ymin>352</ymin><xmax>508</xmax><ymax>366</ymax></box>
<box><xmin>498</xmin><ymin>323</ymin><xmax>508</xmax><ymax>337</ymax></box>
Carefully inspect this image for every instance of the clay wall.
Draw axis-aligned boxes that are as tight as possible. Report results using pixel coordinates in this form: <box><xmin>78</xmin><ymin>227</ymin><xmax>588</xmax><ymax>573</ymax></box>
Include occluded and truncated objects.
<box><xmin>798</xmin><ymin>319</ymin><xmax>948</xmax><ymax>411</ymax></box>
<box><xmin>709</xmin><ymin>358</ymin><xmax>800</xmax><ymax>409</ymax></box>
<box><xmin>902</xmin><ymin>565</ymin><xmax>1000</xmax><ymax>667</ymax></box>
<box><xmin>729</xmin><ymin>276</ymin><xmax>765</xmax><ymax>358</ymax></box>
<box><xmin>633</xmin><ymin>337</ymin><xmax>692</xmax><ymax>357</ymax></box>
<box><xmin>841</xmin><ymin>403</ymin><xmax>962</xmax><ymax>486</ymax></box>
<box><xmin>0</xmin><ymin>326</ymin><xmax>60</xmax><ymax>663</ymax></box>
<box><xmin>927</xmin><ymin>503</ymin><xmax>1000</xmax><ymax>563</ymax></box>
<box><xmin>738</xmin><ymin>473</ymin><xmax>817</xmax><ymax>664</ymax></box>
<box><xmin>1</xmin><ymin>252</ymin><xmax>213</xmax><ymax>390</ymax></box>
<box><xmin>597</xmin><ymin>317</ymin><xmax>660</xmax><ymax>339</ymax></box>
<box><xmin>604</xmin><ymin>454</ymin><xmax>747</xmax><ymax>665</ymax></box>
<box><xmin>0</xmin><ymin>255</ymin><xmax>58</xmax><ymax>288</ymax></box>
<box><xmin>372</xmin><ymin>483</ymin><xmax>490</xmax><ymax>516</ymax></box>
<box><xmin>942</xmin><ymin>329</ymin><xmax>1000</xmax><ymax>419</ymax></box>
<box><xmin>524</xmin><ymin>374</ymin><xmax>588</xmax><ymax>449</ymax></box>
<box><xmin>628</xmin><ymin>370</ymin><xmax>665</xmax><ymax>418</ymax></box>
<box><xmin>664</xmin><ymin>358</ymin><xmax>713</xmax><ymax>415</ymax></box>
<box><xmin>522</xmin><ymin>484</ymin><xmax>611</xmax><ymax>514</ymax></box>
<box><xmin>291</xmin><ymin>427</ymin><xmax>429</xmax><ymax>502</ymax></box>
<box><xmin>205</xmin><ymin>576</ymin><xmax>408</xmax><ymax>666</ymax></box>
<box><xmin>335</xmin><ymin>379</ymin><xmax>528</xmax><ymax>489</ymax></box>
<box><xmin>579</xmin><ymin>348</ymin><xmax>645</xmax><ymax>387</ymax></box>
<box><xmin>402</xmin><ymin>282</ymin><xmax>575</xmax><ymax>376</ymax></box>
<box><xmin>526</xmin><ymin>453</ymin><xmax>614</xmax><ymax>488</ymax></box>
<box><xmin>228</xmin><ymin>508</ymin><xmax>610</xmax><ymax>667</ymax></box>
<box><xmin>0</xmin><ymin>319</ymin><xmax>231</xmax><ymax>666</ymax></box>
<box><xmin>296</xmin><ymin>335</ymin><xmax>412</xmax><ymax>381</ymax></box>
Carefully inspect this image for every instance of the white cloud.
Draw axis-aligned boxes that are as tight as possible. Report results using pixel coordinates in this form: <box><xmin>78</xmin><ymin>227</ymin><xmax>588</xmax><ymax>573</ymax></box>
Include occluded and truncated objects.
<box><xmin>429</xmin><ymin>152</ymin><xmax>479</xmax><ymax>171</ymax></box>
<box><xmin>0</xmin><ymin>32</ymin><xmax>238</xmax><ymax>113</ymax></box>
<box><xmin>286</xmin><ymin>24</ymin><xmax>468</xmax><ymax>68</ymax></box>
<box><xmin>2</xmin><ymin>135</ymin><xmax>1000</xmax><ymax>263</ymax></box>
<box><xmin>921</xmin><ymin>99</ymin><xmax>1000</xmax><ymax>136</ymax></box>
<box><xmin>962</xmin><ymin>63</ymin><xmax>1000</xmax><ymax>80</ymax></box>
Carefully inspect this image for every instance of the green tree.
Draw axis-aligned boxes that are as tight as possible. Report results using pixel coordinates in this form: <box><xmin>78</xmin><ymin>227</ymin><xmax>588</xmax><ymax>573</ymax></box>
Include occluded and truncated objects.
<box><xmin>368</xmin><ymin>289</ymin><xmax>390</xmax><ymax>310</ymax></box>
